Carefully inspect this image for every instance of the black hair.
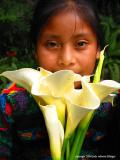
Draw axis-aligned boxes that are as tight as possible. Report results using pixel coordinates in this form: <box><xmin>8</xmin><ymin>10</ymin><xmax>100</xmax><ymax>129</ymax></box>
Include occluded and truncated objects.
<box><xmin>30</xmin><ymin>0</ymin><xmax>104</xmax><ymax>50</ymax></box>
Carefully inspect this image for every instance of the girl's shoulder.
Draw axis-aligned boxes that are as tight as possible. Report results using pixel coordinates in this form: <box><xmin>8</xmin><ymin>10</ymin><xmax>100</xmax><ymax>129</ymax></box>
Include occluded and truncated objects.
<box><xmin>95</xmin><ymin>90</ymin><xmax>120</xmax><ymax>117</ymax></box>
<box><xmin>82</xmin><ymin>91</ymin><xmax>120</xmax><ymax>156</ymax></box>
<box><xmin>92</xmin><ymin>90</ymin><xmax>120</xmax><ymax>127</ymax></box>
<box><xmin>0</xmin><ymin>83</ymin><xmax>50</xmax><ymax>159</ymax></box>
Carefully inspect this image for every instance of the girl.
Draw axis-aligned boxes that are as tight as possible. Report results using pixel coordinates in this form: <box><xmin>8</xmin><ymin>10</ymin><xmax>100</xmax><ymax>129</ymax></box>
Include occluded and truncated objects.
<box><xmin>0</xmin><ymin>0</ymin><xmax>120</xmax><ymax>159</ymax></box>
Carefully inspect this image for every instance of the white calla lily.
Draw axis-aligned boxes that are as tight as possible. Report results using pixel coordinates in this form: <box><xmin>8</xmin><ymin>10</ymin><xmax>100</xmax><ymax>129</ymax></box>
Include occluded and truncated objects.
<box><xmin>65</xmin><ymin>78</ymin><xmax>120</xmax><ymax>138</ymax></box>
<box><xmin>0</xmin><ymin>67</ymin><xmax>51</xmax><ymax>92</ymax></box>
<box><xmin>90</xmin><ymin>80</ymin><xmax>120</xmax><ymax>101</ymax></box>
<box><xmin>65</xmin><ymin>76</ymin><xmax>100</xmax><ymax>138</ymax></box>
<box><xmin>42</xmin><ymin>70</ymin><xmax>81</xmax><ymax>97</ymax></box>
<box><xmin>31</xmin><ymin>69</ymin><xmax>81</xmax><ymax>97</ymax></box>
<box><xmin>39</xmin><ymin>104</ymin><xmax>64</xmax><ymax>160</ymax></box>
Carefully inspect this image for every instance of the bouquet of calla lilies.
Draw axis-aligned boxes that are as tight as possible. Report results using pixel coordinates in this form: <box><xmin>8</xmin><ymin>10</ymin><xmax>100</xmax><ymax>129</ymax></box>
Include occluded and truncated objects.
<box><xmin>1</xmin><ymin>47</ymin><xmax>120</xmax><ymax>160</ymax></box>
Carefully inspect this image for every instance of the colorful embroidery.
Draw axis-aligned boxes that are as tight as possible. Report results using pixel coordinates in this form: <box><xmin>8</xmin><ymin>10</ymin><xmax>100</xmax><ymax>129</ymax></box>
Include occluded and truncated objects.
<box><xmin>95</xmin><ymin>102</ymin><xmax>112</xmax><ymax>117</ymax></box>
<box><xmin>2</xmin><ymin>83</ymin><xmax>25</xmax><ymax>94</ymax></box>
<box><xmin>0</xmin><ymin>83</ymin><xmax>50</xmax><ymax>159</ymax></box>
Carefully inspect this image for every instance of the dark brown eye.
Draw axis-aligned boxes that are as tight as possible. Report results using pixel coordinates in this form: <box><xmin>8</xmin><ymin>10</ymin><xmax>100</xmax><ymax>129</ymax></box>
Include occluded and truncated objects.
<box><xmin>75</xmin><ymin>40</ymin><xmax>88</xmax><ymax>48</ymax></box>
<box><xmin>46</xmin><ymin>41</ymin><xmax>60</xmax><ymax>48</ymax></box>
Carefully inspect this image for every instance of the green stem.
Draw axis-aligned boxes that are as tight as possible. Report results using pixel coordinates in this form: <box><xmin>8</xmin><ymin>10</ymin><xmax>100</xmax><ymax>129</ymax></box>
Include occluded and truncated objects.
<box><xmin>66</xmin><ymin>140</ymin><xmax>70</xmax><ymax>160</ymax></box>
<box><xmin>93</xmin><ymin>46</ymin><xmax>107</xmax><ymax>83</ymax></box>
<box><xmin>61</xmin><ymin>138</ymin><xmax>69</xmax><ymax>160</ymax></box>
<box><xmin>69</xmin><ymin>131</ymin><xmax>76</xmax><ymax>148</ymax></box>
<box><xmin>75</xmin><ymin>111</ymin><xmax>95</xmax><ymax>158</ymax></box>
<box><xmin>68</xmin><ymin>111</ymin><xmax>94</xmax><ymax>160</ymax></box>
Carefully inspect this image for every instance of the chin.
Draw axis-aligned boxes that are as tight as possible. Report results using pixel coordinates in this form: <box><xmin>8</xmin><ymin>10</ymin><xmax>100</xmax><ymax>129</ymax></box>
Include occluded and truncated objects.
<box><xmin>74</xmin><ymin>81</ymin><xmax>82</xmax><ymax>89</ymax></box>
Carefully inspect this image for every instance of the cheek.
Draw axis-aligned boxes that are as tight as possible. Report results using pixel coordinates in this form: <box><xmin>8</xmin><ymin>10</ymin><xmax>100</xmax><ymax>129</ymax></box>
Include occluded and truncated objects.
<box><xmin>36</xmin><ymin>51</ymin><xmax>58</xmax><ymax>70</ymax></box>
<box><xmin>85</xmin><ymin>58</ymin><xmax>97</xmax><ymax>74</ymax></box>
<box><xmin>78</xmin><ymin>53</ymin><xmax>97</xmax><ymax>74</ymax></box>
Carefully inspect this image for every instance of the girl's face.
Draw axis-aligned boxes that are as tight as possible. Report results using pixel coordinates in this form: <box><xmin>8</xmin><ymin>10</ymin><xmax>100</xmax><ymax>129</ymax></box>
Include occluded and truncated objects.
<box><xmin>35</xmin><ymin>10</ymin><xmax>100</xmax><ymax>76</ymax></box>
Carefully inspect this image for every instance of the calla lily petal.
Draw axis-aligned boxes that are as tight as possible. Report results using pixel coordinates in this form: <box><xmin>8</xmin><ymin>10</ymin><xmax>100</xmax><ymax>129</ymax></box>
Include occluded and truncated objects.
<box><xmin>39</xmin><ymin>104</ymin><xmax>64</xmax><ymax>160</ymax></box>
<box><xmin>90</xmin><ymin>80</ymin><xmax>120</xmax><ymax>101</ymax></box>
<box><xmin>31</xmin><ymin>80</ymin><xmax>50</xmax><ymax>96</ymax></box>
<box><xmin>65</xmin><ymin>78</ymin><xmax>100</xmax><ymax>138</ymax></box>
<box><xmin>0</xmin><ymin>68</ymin><xmax>42</xmax><ymax>92</ymax></box>
<box><xmin>31</xmin><ymin>69</ymin><xmax>81</xmax><ymax>97</ymax></box>
<box><xmin>34</xmin><ymin>94</ymin><xmax>66</xmax><ymax>126</ymax></box>
<box><xmin>102</xmin><ymin>94</ymin><xmax>116</xmax><ymax>105</ymax></box>
<box><xmin>65</xmin><ymin>96</ymin><xmax>93</xmax><ymax>138</ymax></box>
<box><xmin>41</xmin><ymin>70</ymin><xmax>81</xmax><ymax>97</ymax></box>
<box><xmin>79</xmin><ymin>78</ymin><xmax>100</xmax><ymax>109</ymax></box>
<box><xmin>39</xmin><ymin>67</ymin><xmax>52</xmax><ymax>77</ymax></box>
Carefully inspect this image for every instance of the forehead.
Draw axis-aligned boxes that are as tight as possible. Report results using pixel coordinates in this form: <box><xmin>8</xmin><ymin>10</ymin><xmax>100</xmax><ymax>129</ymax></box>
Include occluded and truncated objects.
<box><xmin>40</xmin><ymin>10</ymin><xmax>96</xmax><ymax>40</ymax></box>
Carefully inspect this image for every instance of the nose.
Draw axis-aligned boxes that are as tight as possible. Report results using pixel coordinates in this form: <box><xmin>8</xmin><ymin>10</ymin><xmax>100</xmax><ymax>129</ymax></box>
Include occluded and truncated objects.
<box><xmin>58</xmin><ymin>45</ymin><xmax>76</xmax><ymax>66</ymax></box>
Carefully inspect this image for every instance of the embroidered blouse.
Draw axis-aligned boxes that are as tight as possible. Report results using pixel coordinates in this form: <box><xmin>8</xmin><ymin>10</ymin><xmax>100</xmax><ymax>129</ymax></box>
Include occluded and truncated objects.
<box><xmin>0</xmin><ymin>83</ymin><xmax>120</xmax><ymax>160</ymax></box>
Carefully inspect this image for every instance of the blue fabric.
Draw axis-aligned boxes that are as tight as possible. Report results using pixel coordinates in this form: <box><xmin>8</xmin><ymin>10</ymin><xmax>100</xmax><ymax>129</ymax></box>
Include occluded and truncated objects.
<box><xmin>0</xmin><ymin>94</ymin><xmax>7</xmax><ymax>113</ymax></box>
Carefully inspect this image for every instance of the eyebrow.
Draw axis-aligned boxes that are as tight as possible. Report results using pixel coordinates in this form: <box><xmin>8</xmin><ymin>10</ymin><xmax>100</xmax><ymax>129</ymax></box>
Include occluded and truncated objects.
<box><xmin>43</xmin><ymin>34</ymin><xmax>60</xmax><ymax>39</ymax></box>
<box><xmin>43</xmin><ymin>32</ymin><xmax>93</xmax><ymax>39</ymax></box>
<box><xmin>74</xmin><ymin>33</ymin><xmax>92</xmax><ymax>37</ymax></box>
